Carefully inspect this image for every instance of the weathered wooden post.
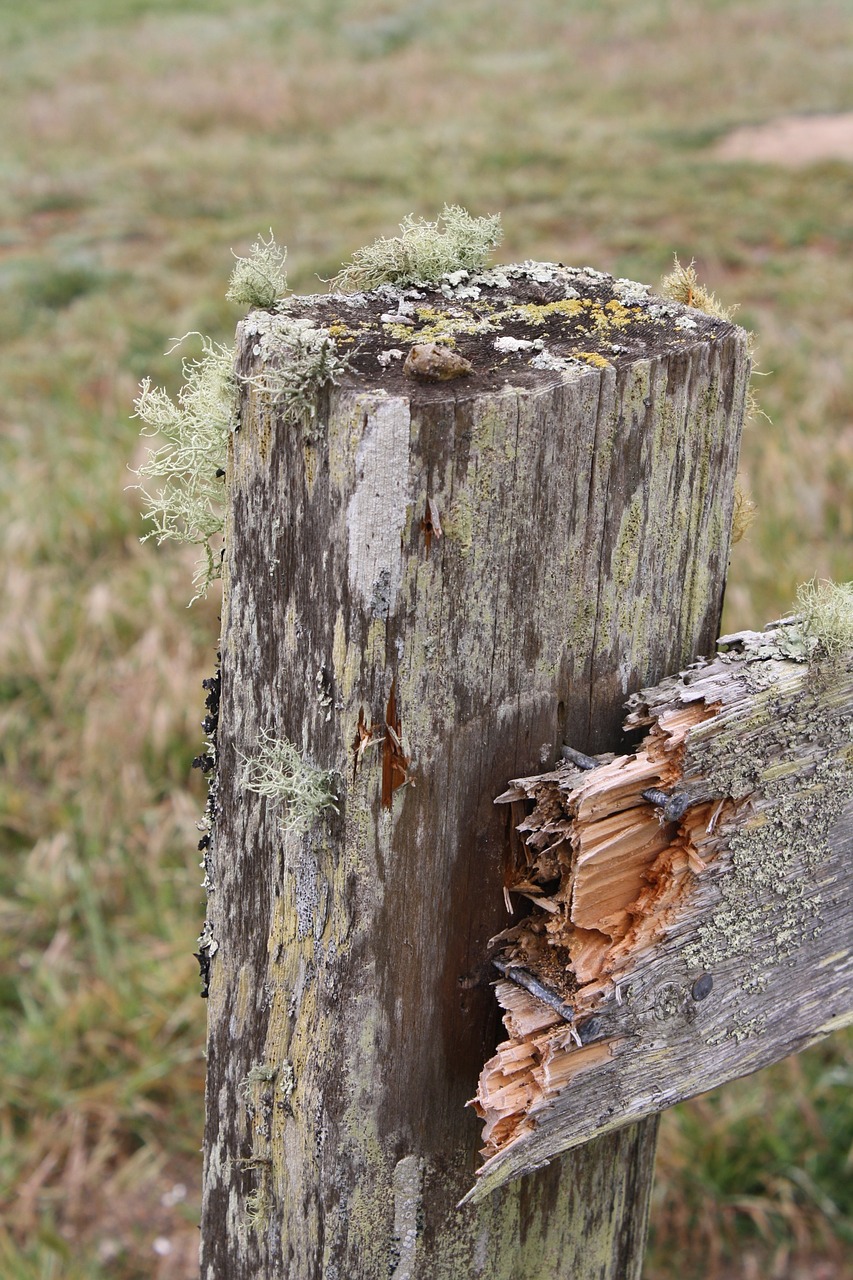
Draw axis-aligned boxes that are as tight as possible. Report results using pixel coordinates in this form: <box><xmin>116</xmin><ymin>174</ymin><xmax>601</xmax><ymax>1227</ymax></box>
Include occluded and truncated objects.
<box><xmin>199</xmin><ymin>258</ymin><xmax>750</xmax><ymax>1277</ymax></box>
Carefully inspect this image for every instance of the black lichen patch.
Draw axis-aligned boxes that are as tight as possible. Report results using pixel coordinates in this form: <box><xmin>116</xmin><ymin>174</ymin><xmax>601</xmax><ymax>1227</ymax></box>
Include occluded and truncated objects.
<box><xmin>272</xmin><ymin>262</ymin><xmax>735</xmax><ymax>402</ymax></box>
<box><xmin>194</xmin><ymin>657</ymin><xmax>221</xmax><ymax>996</ymax></box>
<box><xmin>193</xmin><ymin>944</ymin><xmax>212</xmax><ymax>1000</ymax></box>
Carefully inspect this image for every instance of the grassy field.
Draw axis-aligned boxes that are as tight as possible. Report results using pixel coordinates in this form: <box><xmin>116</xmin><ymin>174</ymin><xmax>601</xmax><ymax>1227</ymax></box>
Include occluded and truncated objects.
<box><xmin>1</xmin><ymin>1</ymin><xmax>851</xmax><ymax>1276</ymax></box>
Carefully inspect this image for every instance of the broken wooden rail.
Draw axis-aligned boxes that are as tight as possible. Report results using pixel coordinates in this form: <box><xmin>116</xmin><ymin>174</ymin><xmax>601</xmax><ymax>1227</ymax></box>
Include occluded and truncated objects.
<box><xmin>469</xmin><ymin>621</ymin><xmax>853</xmax><ymax>1201</ymax></box>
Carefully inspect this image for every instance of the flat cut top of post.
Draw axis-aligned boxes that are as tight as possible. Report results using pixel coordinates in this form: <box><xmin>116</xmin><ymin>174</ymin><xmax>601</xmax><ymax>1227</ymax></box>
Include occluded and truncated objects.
<box><xmin>245</xmin><ymin>262</ymin><xmax>736</xmax><ymax>398</ymax></box>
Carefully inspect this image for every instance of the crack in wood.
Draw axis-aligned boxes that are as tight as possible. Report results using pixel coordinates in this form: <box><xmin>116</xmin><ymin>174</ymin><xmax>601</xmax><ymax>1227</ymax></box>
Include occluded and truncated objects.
<box><xmin>420</xmin><ymin>495</ymin><xmax>442</xmax><ymax>557</ymax></box>
<box><xmin>382</xmin><ymin>678</ymin><xmax>410</xmax><ymax>808</ymax></box>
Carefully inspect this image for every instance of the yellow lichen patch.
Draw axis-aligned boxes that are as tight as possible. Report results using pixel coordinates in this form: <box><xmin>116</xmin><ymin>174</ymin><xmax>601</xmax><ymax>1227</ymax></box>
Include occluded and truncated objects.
<box><xmin>382</xmin><ymin>303</ymin><xmax>499</xmax><ymax>345</ymax></box>
<box><xmin>415</xmin><ymin>328</ymin><xmax>458</xmax><ymax>348</ymax></box>
<box><xmin>589</xmin><ymin>299</ymin><xmax>635</xmax><ymax>332</ymax></box>
<box><xmin>415</xmin><ymin>305</ymin><xmax>448</xmax><ymax>324</ymax></box>
<box><xmin>503</xmin><ymin>298</ymin><xmax>585</xmax><ymax>326</ymax></box>
<box><xmin>496</xmin><ymin>296</ymin><xmax>641</xmax><ymax>344</ymax></box>
<box><xmin>572</xmin><ymin>351</ymin><xmax>612</xmax><ymax>369</ymax></box>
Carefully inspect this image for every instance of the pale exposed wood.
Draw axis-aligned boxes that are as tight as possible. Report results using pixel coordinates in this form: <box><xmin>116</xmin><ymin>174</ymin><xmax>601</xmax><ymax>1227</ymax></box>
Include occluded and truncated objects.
<box><xmin>199</xmin><ymin>262</ymin><xmax>750</xmax><ymax>1277</ymax></box>
<box><xmin>468</xmin><ymin>627</ymin><xmax>853</xmax><ymax>1202</ymax></box>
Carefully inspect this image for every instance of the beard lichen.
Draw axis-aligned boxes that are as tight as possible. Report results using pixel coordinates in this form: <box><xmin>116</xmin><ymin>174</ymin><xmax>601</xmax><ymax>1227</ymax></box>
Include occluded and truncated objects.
<box><xmin>241</xmin><ymin>313</ymin><xmax>352</xmax><ymax>426</ymax></box>
<box><xmin>243</xmin><ymin>1168</ymin><xmax>272</xmax><ymax>1231</ymax></box>
<box><xmin>331</xmin><ymin>204</ymin><xmax>502</xmax><ymax>292</ymax></box>
<box><xmin>796</xmin><ymin>578</ymin><xmax>853</xmax><ymax>657</ymax></box>
<box><xmin>133</xmin><ymin>232</ymin><xmax>350</xmax><ymax>599</ymax></box>
<box><xmin>132</xmin><ymin>333</ymin><xmax>237</xmax><ymax>601</ymax></box>
<box><xmin>730</xmin><ymin>475</ymin><xmax>757</xmax><ymax>543</ymax></box>
<box><xmin>226</xmin><ymin>229</ymin><xmax>288</xmax><ymax>309</ymax></box>
<box><xmin>241</xmin><ymin>730</ymin><xmax>339</xmax><ymax>834</ymax></box>
<box><xmin>660</xmin><ymin>256</ymin><xmax>735</xmax><ymax>324</ymax></box>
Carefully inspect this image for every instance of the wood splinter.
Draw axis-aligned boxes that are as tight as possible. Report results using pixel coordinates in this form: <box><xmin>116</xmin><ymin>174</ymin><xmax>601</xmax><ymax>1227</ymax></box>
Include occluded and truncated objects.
<box><xmin>421</xmin><ymin>495</ymin><xmax>443</xmax><ymax>555</ymax></box>
<box><xmin>466</xmin><ymin>623</ymin><xmax>853</xmax><ymax>1203</ymax></box>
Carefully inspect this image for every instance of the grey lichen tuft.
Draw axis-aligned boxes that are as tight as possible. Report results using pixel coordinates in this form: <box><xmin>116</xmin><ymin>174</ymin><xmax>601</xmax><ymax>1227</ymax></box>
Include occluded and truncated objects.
<box><xmin>243</xmin><ymin>316</ymin><xmax>351</xmax><ymax>425</ymax></box>
<box><xmin>244</xmin><ymin>1177</ymin><xmax>271</xmax><ymax>1231</ymax></box>
<box><xmin>796</xmin><ymin>578</ymin><xmax>853</xmax><ymax>657</ymax></box>
<box><xmin>226</xmin><ymin>229</ymin><xmax>288</xmax><ymax>309</ymax></box>
<box><xmin>332</xmin><ymin>203</ymin><xmax>502</xmax><ymax>292</ymax></box>
<box><xmin>239</xmin><ymin>1061</ymin><xmax>277</xmax><ymax>1101</ymax></box>
<box><xmin>241</xmin><ymin>730</ymin><xmax>338</xmax><ymax>833</ymax></box>
<box><xmin>132</xmin><ymin>333</ymin><xmax>237</xmax><ymax>601</ymax></box>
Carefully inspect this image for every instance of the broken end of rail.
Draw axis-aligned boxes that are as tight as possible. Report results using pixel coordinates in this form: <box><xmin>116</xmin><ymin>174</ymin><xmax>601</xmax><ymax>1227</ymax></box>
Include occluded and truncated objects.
<box><xmin>464</xmin><ymin>625</ymin><xmax>853</xmax><ymax>1201</ymax></box>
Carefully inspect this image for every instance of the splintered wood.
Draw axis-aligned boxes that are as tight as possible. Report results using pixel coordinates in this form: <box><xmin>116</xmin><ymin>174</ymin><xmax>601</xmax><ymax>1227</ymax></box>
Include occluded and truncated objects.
<box><xmin>467</xmin><ymin>625</ymin><xmax>853</xmax><ymax>1201</ymax></box>
<box><xmin>474</xmin><ymin>699</ymin><xmax>723</xmax><ymax>1159</ymax></box>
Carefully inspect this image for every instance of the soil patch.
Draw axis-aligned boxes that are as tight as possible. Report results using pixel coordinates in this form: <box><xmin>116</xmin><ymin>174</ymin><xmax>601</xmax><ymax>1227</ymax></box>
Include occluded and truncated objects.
<box><xmin>715</xmin><ymin>112</ymin><xmax>853</xmax><ymax>166</ymax></box>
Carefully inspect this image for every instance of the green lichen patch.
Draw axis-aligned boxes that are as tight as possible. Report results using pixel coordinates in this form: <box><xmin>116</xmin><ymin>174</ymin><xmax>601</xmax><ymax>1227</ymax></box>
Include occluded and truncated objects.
<box><xmin>681</xmin><ymin>652</ymin><xmax>853</xmax><ymax>1003</ymax></box>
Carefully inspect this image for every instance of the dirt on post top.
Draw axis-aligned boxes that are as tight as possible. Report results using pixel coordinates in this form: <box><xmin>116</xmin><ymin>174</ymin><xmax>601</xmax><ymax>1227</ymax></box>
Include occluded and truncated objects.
<box><xmin>237</xmin><ymin>262</ymin><xmax>737</xmax><ymax>402</ymax></box>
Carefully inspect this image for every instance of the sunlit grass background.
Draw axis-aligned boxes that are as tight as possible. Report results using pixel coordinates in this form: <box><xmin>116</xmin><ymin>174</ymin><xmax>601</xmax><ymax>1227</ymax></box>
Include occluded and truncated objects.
<box><xmin>1</xmin><ymin>1</ymin><xmax>851</xmax><ymax>1276</ymax></box>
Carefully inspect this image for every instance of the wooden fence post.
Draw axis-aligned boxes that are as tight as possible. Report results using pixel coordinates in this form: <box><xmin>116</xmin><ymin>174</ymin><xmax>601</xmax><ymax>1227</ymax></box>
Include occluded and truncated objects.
<box><xmin>199</xmin><ymin>263</ymin><xmax>750</xmax><ymax>1277</ymax></box>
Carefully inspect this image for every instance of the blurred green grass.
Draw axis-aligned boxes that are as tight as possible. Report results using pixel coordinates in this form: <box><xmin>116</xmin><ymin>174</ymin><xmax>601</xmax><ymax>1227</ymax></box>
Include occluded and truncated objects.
<box><xmin>0</xmin><ymin>1</ymin><xmax>851</xmax><ymax>1276</ymax></box>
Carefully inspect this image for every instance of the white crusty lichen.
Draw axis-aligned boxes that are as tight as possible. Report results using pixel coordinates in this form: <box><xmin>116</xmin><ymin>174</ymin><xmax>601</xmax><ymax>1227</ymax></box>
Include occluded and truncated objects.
<box><xmin>332</xmin><ymin>204</ymin><xmax>502</xmax><ymax>292</ymax></box>
<box><xmin>226</xmin><ymin>229</ymin><xmax>288</xmax><ymax>309</ymax></box>
<box><xmin>133</xmin><ymin>334</ymin><xmax>237</xmax><ymax>600</ymax></box>
<box><xmin>796</xmin><ymin>578</ymin><xmax>853</xmax><ymax>657</ymax></box>
<box><xmin>241</xmin><ymin>730</ymin><xmax>338</xmax><ymax>833</ymax></box>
